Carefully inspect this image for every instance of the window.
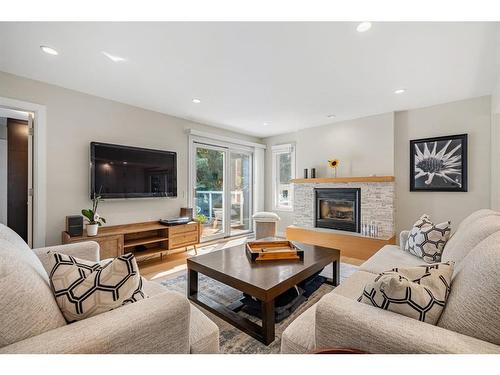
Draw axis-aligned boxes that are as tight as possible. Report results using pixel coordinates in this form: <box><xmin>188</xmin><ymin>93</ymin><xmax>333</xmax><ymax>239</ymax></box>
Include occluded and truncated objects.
<box><xmin>272</xmin><ymin>144</ymin><xmax>295</xmax><ymax>211</ymax></box>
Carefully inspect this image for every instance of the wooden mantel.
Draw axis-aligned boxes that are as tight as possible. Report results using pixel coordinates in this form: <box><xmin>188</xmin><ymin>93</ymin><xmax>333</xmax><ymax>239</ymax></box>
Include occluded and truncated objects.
<box><xmin>291</xmin><ymin>176</ymin><xmax>395</xmax><ymax>184</ymax></box>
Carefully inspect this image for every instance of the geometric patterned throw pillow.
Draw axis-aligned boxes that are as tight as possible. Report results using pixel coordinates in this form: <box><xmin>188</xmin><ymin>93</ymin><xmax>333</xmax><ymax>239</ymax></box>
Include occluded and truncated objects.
<box><xmin>404</xmin><ymin>214</ymin><xmax>451</xmax><ymax>263</ymax></box>
<box><xmin>48</xmin><ymin>252</ymin><xmax>147</xmax><ymax>322</ymax></box>
<box><xmin>359</xmin><ymin>262</ymin><xmax>454</xmax><ymax>325</ymax></box>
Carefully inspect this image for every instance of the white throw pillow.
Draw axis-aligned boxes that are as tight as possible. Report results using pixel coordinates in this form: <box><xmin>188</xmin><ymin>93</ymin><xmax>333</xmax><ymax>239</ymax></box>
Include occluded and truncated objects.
<box><xmin>405</xmin><ymin>214</ymin><xmax>451</xmax><ymax>263</ymax></box>
<box><xmin>359</xmin><ymin>262</ymin><xmax>454</xmax><ymax>325</ymax></box>
<box><xmin>48</xmin><ymin>252</ymin><xmax>147</xmax><ymax>322</ymax></box>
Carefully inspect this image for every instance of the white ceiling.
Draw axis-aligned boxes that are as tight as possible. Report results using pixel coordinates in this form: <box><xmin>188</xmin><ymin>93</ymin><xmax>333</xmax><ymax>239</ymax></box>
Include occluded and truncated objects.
<box><xmin>1</xmin><ymin>22</ymin><xmax>500</xmax><ymax>138</ymax></box>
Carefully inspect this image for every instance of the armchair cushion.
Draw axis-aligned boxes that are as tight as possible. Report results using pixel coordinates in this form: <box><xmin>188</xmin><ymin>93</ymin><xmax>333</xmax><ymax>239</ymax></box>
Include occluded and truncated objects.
<box><xmin>0</xmin><ymin>224</ymin><xmax>48</xmax><ymax>282</ymax></box>
<box><xmin>48</xmin><ymin>252</ymin><xmax>146</xmax><ymax>322</ymax></box>
<box><xmin>33</xmin><ymin>241</ymin><xmax>100</xmax><ymax>275</ymax></box>
<box><xmin>0</xmin><ymin>239</ymin><xmax>66</xmax><ymax>348</ymax></box>
<box><xmin>0</xmin><ymin>223</ymin><xmax>30</xmax><ymax>252</ymax></box>
<box><xmin>315</xmin><ymin>292</ymin><xmax>500</xmax><ymax>353</ymax></box>
<box><xmin>142</xmin><ymin>278</ymin><xmax>219</xmax><ymax>353</ymax></box>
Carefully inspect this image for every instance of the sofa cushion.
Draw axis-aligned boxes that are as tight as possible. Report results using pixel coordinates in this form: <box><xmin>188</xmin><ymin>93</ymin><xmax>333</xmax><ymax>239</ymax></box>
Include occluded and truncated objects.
<box><xmin>48</xmin><ymin>252</ymin><xmax>147</xmax><ymax>322</ymax></box>
<box><xmin>442</xmin><ymin>210</ymin><xmax>500</xmax><ymax>269</ymax></box>
<box><xmin>360</xmin><ymin>245</ymin><xmax>426</xmax><ymax>274</ymax></box>
<box><xmin>0</xmin><ymin>240</ymin><xmax>67</xmax><ymax>347</ymax></box>
<box><xmin>332</xmin><ymin>270</ymin><xmax>377</xmax><ymax>299</ymax></box>
<box><xmin>405</xmin><ymin>215</ymin><xmax>451</xmax><ymax>263</ymax></box>
<box><xmin>359</xmin><ymin>262</ymin><xmax>453</xmax><ymax>325</ymax></box>
<box><xmin>437</xmin><ymin>231</ymin><xmax>500</xmax><ymax>345</ymax></box>
<box><xmin>452</xmin><ymin>209</ymin><xmax>499</xmax><ymax>235</ymax></box>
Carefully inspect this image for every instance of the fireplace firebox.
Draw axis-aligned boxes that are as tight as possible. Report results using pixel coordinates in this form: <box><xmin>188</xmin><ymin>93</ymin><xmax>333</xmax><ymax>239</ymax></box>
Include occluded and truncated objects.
<box><xmin>314</xmin><ymin>188</ymin><xmax>361</xmax><ymax>232</ymax></box>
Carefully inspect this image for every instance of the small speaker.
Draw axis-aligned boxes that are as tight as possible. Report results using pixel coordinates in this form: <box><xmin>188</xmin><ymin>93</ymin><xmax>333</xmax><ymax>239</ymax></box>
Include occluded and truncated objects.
<box><xmin>180</xmin><ymin>207</ymin><xmax>193</xmax><ymax>220</ymax></box>
<box><xmin>66</xmin><ymin>215</ymin><xmax>83</xmax><ymax>237</ymax></box>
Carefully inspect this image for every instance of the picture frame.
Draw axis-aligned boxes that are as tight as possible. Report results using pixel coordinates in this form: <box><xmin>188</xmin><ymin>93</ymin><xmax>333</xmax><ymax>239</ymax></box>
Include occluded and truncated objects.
<box><xmin>410</xmin><ymin>134</ymin><xmax>468</xmax><ymax>192</ymax></box>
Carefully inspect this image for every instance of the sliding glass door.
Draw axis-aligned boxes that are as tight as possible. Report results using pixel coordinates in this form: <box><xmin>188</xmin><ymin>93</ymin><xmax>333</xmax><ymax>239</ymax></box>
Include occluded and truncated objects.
<box><xmin>192</xmin><ymin>142</ymin><xmax>253</xmax><ymax>242</ymax></box>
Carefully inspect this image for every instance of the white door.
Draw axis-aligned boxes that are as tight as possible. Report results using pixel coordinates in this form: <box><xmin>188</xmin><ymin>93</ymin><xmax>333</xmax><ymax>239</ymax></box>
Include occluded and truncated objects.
<box><xmin>191</xmin><ymin>141</ymin><xmax>254</xmax><ymax>242</ymax></box>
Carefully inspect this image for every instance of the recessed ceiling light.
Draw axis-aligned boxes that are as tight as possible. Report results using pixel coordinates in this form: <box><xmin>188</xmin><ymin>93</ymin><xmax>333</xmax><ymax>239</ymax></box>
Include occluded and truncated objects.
<box><xmin>192</xmin><ymin>98</ymin><xmax>201</xmax><ymax>104</ymax></box>
<box><xmin>263</xmin><ymin>122</ymin><xmax>270</xmax><ymax>126</ymax></box>
<box><xmin>40</xmin><ymin>45</ymin><xmax>59</xmax><ymax>55</ymax></box>
<box><xmin>102</xmin><ymin>51</ymin><xmax>126</xmax><ymax>62</ymax></box>
<box><xmin>327</xmin><ymin>114</ymin><xmax>336</xmax><ymax>119</ymax></box>
<box><xmin>394</xmin><ymin>88</ymin><xmax>406</xmax><ymax>94</ymax></box>
<box><xmin>356</xmin><ymin>22</ymin><xmax>372</xmax><ymax>33</ymax></box>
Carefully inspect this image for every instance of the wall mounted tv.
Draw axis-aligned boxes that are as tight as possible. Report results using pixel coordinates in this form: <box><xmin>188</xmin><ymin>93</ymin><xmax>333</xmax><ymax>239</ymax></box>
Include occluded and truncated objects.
<box><xmin>90</xmin><ymin>142</ymin><xmax>177</xmax><ymax>199</ymax></box>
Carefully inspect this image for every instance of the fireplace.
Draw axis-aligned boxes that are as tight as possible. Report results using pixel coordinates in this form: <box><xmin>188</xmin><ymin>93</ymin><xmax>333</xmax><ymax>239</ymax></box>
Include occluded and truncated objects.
<box><xmin>314</xmin><ymin>188</ymin><xmax>361</xmax><ymax>232</ymax></box>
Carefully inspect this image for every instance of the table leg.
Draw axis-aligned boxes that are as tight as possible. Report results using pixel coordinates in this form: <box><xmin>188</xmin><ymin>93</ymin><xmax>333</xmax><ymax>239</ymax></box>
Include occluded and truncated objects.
<box><xmin>261</xmin><ymin>299</ymin><xmax>275</xmax><ymax>345</ymax></box>
<box><xmin>188</xmin><ymin>268</ymin><xmax>198</xmax><ymax>297</ymax></box>
<box><xmin>332</xmin><ymin>259</ymin><xmax>340</xmax><ymax>286</ymax></box>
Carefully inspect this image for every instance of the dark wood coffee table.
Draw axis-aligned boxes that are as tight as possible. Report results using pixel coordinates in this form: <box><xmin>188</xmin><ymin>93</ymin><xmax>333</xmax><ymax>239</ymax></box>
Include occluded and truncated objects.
<box><xmin>187</xmin><ymin>240</ymin><xmax>340</xmax><ymax>345</ymax></box>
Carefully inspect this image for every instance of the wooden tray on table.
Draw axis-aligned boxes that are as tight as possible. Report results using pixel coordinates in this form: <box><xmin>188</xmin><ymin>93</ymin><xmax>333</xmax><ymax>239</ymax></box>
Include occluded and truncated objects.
<box><xmin>246</xmin><ymin>240</ymin><xmax>304</xmax><ymax>261</ymax></box>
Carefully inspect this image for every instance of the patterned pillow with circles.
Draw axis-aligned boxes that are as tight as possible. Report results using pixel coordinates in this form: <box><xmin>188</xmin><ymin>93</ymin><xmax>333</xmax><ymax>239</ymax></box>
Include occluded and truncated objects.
<box><xmin>404</xmin><ymin>214</ymin><xmax>451</xmax><ymax>263</ymax></box>
<box><xmin>359</xmin><ymin>262</ymin><xmax>454</xmax><ymax>325</ymax></box>
<box><xmin>48</xmin><ymin>252</ymin><xmax>147</xmax><ymax>322</ymax></box>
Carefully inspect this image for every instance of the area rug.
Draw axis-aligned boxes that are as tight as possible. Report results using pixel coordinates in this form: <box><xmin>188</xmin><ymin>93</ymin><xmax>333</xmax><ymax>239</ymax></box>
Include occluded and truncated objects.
<box><xmin>160</xmin><ymin>262</ymin><xmax>359</xmax><ymax>354</ymax></box>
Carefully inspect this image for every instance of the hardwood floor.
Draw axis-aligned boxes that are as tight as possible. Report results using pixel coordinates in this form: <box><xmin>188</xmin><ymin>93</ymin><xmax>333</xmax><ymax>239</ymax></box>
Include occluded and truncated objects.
<box><xmin>139</xmin><ymin>237</ymin><xmax>364</xmax><ymax>282</ymax></box>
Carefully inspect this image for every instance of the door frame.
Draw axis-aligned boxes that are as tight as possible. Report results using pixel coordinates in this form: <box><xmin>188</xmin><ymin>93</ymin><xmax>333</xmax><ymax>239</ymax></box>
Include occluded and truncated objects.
<box><xmin>188</xmin><ymin>133</ymin><xmax>254</xmax><ymax>242</ymax></box>
<box><xmin>0</xmin><ymin>97</ymin><xmax>47</xmax><ymax>248</ymax></box>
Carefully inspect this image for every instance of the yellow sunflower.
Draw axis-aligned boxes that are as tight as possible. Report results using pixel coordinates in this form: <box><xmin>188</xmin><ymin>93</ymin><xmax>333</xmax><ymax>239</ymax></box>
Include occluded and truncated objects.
<box><xmin>328</xmin><ymin>159</ymin><xmax>340</xmax><ymax>168</ymax></box>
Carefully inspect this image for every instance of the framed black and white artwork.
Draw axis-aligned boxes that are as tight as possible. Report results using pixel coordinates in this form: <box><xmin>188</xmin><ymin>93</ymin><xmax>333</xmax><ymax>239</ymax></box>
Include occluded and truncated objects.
<box><xmin>410</xmin><ymin>134</ymin><xmax>468</xmax><ymax>192</ymax></box>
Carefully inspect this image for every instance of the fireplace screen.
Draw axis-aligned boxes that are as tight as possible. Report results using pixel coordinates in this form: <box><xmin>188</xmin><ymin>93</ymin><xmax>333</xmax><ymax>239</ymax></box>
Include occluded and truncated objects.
<box><xmin>315</xmin><ymin>188</ymin><xmax>361</xmax><ymax>232</ymax></box>
<box><xmin>319</xmin><ymin>199</ymin><xmax>355</xmax><ymax>222</ymax></box>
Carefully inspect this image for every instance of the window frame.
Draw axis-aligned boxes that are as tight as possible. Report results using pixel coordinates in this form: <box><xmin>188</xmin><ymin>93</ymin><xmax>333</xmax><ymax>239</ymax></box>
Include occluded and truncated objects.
<box><xmin>271</xmin><ymin>143</ymin><xmax>296</xmax><ymax>212</ymax></box>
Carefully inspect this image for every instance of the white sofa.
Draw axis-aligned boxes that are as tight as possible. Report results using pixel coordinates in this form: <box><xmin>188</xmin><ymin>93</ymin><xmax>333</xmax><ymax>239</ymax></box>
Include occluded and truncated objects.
<box><xmin>281</xmin><ymin>209</ymin><xmax>500</xmax><ymax>354</ymax></box>
<box><xmin>0</xmin><ymin>223</ymin><xmax>219</xmax><ymax>354</ymax></box>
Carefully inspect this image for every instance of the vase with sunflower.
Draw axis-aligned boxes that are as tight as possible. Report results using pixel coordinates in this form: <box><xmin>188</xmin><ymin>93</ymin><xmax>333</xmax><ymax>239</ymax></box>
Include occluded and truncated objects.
<box><xmin>328</xmin><ymin>159</ymin><xmax>340</xmax><ymax>178</ymax></box>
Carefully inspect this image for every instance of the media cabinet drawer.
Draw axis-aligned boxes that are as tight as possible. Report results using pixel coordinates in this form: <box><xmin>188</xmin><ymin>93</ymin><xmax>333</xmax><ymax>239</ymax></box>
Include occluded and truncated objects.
<box><xmin>169</xmin><ymin>223</ymin><xmax>198</xmax><ymax>236</ymax></box>
<box><xmin>169</xmin><ymin>232</ymin><xmax>198</xmax><ymax>249</ymax></box>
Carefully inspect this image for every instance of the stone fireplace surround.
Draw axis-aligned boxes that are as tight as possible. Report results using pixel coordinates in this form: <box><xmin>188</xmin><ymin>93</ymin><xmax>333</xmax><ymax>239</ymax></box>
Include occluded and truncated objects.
<box><xmin>293</xmin><ymin>177</ymin><xmax>395</xmax><ymax>239</ymax></box>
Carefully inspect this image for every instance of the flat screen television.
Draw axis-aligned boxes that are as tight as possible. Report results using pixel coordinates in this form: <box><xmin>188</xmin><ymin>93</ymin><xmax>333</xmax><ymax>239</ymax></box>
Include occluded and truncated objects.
<box><xmin>90</xmin><ymin>142</ymin><xmax>177</xmax><ymax>199</ymax></box>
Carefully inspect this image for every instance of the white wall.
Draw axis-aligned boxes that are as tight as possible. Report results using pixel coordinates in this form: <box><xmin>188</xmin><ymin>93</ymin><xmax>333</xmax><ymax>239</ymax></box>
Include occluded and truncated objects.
<box><xmin>264</xmin><ymin>113</ymin><xmax>395</xmax><ymax>235</ymax></box>
<box><xmin>0</xmin><ymin>71</ymin><xmax>263</xmax><ymax>245</ymax></box>
<box><xmin>395</xmin><ymin>96</ymin><xmax>491</xmax><ymax>236</ymax></box>
<box><xmin>491</xmin><ymin>76</ymin><xmax>500</xmax><ymax>210</ymax></box>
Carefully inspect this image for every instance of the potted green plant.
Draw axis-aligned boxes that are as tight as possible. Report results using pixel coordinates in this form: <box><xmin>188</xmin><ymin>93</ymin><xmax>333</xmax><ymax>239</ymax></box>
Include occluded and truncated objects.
<box><xmin>194</xmin><ymin>213</ymin><xmax>208</xmax><ymax>225</ymax></box>
<box><xmin>82</xmin><ymin>191</ymin><xmax>106</xmax><ymax>236</ymax></box>
<box><xmin>193</xmin><ymin>208</ymin><xmax>208</xmax><ymax>236</ymax></box>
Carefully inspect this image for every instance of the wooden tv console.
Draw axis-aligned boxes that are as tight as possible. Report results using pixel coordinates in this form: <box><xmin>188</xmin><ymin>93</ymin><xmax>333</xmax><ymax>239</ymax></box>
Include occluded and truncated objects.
<box><xmin>62</xmin><ymin>221</ymin><xmax>201</xmax><ymax>262</ymax></box>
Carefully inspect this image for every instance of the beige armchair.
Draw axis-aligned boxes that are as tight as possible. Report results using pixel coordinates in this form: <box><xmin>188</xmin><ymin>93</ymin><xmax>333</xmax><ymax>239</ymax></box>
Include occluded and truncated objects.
<box><xmin>0</xmin><ymin>223</ymin><xmax>219</xmax><ymax>354</ymax></box>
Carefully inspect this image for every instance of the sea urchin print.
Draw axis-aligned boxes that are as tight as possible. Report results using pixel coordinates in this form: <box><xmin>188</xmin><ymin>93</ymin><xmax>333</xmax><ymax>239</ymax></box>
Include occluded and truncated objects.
<box><xmin>414</xmin><ymin>140</ymin><xmax>462</xmax><ymax>187</ymax></box>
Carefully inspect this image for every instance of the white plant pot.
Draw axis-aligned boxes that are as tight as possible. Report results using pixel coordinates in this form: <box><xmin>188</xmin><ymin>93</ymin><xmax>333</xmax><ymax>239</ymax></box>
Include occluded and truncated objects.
<box><xmin>86</xmin><ymin>223</ymin><xmax>99</xmax><ymax>236</ymax></box>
